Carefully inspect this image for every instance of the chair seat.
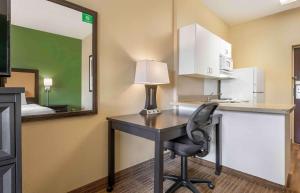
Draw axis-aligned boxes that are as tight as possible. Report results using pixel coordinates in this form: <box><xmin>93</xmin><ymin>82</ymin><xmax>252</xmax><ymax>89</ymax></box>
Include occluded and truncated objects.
<box><xmin>164</xmin><ymin>135</ymin><xmax>204</xmax><ymax>157</ymax></box>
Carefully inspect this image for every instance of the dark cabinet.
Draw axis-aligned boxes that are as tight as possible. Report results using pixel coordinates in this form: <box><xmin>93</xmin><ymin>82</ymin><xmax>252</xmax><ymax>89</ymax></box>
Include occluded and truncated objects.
<box><xmin>0</xmin><ymin>164</ymin><xmax>16</xmax><ymax>193</ymax></box>
<box><xmin>0</xmin><ymin>88</ymin><xmax>23</xmax><ymax>193</ymax></box>
<box><xmin>0</xmin><ymin>103</ymin><xmax>15</xmax><ymax>162</ymax></box>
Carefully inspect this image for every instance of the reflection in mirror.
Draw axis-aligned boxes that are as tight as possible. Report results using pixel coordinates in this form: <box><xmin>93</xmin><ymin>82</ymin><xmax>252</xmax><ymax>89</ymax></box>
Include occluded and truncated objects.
<box><xmin>5</xmin><ymin>0</ymin><xmax>96</xmax><ymax>119</ymax></box>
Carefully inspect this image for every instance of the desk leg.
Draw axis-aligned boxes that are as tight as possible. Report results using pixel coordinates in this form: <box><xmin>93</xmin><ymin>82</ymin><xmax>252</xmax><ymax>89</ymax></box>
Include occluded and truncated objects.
<box><xmin>154</xmin><ymin>138</ymin><xmax>164</xmax><ymax>193</ymax></box>
<box><xmin>107</xmin><ymin>121</ymin><xmax>115</xmax><ymax>192</ymax></box>
<box><xmin>215</xmin><ymin>117</ymin><xmax>222</xmax><ymax>176</ymax></box>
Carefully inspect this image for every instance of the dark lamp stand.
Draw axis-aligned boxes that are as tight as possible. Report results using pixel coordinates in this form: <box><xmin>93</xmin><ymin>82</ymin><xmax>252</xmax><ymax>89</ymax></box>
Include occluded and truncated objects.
<box><xmin>140</xmin><ymin>85</ymin><xmax>160</xmax><ymax>115</ymax></box>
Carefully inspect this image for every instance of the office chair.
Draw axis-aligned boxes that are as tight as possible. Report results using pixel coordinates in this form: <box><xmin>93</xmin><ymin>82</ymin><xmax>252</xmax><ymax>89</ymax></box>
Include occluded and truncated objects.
<box><xmin>164</xmin><ymin>103</ymin><xmax>219</xmax><ymax>193</ymax></box>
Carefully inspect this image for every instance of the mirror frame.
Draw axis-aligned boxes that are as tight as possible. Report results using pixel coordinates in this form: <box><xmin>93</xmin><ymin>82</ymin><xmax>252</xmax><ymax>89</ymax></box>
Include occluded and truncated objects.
<box><xmin>20</xmin><ymin>0</ymin><xmax>98</xmax><ymax>122</ymax></box>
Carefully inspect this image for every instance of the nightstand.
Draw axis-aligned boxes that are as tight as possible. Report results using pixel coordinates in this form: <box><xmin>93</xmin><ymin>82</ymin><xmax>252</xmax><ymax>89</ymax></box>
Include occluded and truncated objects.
<box><xmin>47</xmin><ymin>105</ymin><xmax>68</xmax><ymax>113</ymax></box>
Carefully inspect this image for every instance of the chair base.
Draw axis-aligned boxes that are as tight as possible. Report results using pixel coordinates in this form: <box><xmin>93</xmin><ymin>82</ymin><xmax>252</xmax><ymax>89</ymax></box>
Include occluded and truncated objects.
<box><xmin>164</xmin><ymin>176</ymin><xmax>214</xmax><ymax>193</ymax></box>
<box><xmin>164</xmin><ymin>156</ymin><xmax>214</xmax><ymax>193</ymax></box>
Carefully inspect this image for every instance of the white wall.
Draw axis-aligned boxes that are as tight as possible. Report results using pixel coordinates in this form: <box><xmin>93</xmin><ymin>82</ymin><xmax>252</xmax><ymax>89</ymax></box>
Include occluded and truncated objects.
<box><xmin>81</xmin><ymin>34</ymin><xmax>93</xmax><ymax>110</ymax></box>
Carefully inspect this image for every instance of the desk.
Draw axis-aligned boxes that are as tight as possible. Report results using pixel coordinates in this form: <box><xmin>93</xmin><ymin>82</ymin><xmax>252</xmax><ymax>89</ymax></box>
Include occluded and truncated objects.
<box><xmin>107</xmin><ymin>109</ymin><xmax>222</xmax><ymax>193</ymax></box>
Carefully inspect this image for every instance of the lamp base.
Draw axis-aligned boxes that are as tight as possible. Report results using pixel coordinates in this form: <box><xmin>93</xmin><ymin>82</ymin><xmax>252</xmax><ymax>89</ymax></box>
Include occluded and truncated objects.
<box><xmin>140</xmin><ymin>85</ymin><xmax>160</xmax><ymax>115</ymax></box>
<box><xmin>140</xmin><ymin>108</ymin><xmax>161</xmax><ymax>115</ymax></box>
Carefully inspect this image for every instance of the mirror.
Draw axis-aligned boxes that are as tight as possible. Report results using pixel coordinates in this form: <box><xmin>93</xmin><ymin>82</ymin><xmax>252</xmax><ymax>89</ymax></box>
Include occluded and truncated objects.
<box><xmin>5</xmin><ymin>0</ymin><xmax>97</xmax><ymax>121</ymax></box>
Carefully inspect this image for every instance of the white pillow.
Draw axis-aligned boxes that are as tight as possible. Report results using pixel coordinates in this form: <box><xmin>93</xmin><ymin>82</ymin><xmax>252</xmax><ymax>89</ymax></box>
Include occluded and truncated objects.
<box><xmin>21</xmin><ymin>93</ymin><xmax>27</xmax><ymax>105</ymax></box>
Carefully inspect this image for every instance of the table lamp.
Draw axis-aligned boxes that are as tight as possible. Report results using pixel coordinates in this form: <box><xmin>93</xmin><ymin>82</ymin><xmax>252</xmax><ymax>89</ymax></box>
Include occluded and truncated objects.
<box><xmin>44</xmin><ymin>77</ymin><xmax>53</xmax><ymax>106</ymax></box>
<box><xmin>135</xmin><ymin>60</ymin><xmax>170</xmax><ymax>115</ymax></box>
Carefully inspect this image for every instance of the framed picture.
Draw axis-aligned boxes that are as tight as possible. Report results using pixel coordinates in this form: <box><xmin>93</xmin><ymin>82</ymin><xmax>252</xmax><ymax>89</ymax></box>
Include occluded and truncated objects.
<box><xmin>89</xmin><ymin>55</ymin><xmax>93</xmax><ymax>92</ymax></box>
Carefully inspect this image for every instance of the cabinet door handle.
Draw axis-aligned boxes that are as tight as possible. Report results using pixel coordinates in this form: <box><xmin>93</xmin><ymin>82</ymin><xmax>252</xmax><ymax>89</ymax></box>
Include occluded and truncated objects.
<box><xmin>207</xmin><ymin>67</ymin><xmax>213</xmax><ymax>74</ymax></box>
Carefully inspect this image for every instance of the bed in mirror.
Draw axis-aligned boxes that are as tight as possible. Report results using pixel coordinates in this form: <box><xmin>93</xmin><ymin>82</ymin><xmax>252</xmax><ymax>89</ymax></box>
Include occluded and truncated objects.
<box><xmin>5</xmin><ymin>0</ymin><xmax>97</xmax><ymax>121</ymax></box>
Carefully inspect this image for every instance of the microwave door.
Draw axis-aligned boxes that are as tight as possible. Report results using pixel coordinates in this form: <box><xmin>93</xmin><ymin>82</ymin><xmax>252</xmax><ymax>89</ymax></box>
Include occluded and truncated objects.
<box><xmin>220</xmin><ymin>55</ymin><xmax>232</xmax><ymax>71</ymax></box>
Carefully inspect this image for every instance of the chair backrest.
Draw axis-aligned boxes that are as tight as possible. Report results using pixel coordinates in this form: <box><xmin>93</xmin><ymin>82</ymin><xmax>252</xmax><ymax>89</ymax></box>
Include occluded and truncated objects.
<box><xmin>186</xmin><ymin>103</ymin><xmax>219</xmax><ymax>157</ymax></box>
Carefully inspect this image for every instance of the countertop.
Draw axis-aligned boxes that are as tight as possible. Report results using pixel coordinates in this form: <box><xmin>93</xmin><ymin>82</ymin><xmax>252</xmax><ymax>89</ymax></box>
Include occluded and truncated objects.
<box><xmin>173</xmin><ymin>101</ymin><xmax>295</xmax><ymax>115</ymax></box>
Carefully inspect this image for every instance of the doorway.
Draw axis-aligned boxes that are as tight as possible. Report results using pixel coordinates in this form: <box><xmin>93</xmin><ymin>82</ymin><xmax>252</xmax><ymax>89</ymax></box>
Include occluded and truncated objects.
<box><xmin>294</xmin><ymin>47</ymin><xmax>300</xmax><ymax>144</ymax></box>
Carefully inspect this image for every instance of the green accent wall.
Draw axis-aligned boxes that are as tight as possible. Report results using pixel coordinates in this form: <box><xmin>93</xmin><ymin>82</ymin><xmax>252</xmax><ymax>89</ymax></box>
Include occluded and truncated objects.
<box><xmin>10</xmin><ymin>25</ymin><xmax>82</xmax><ymax>108</ymax></box>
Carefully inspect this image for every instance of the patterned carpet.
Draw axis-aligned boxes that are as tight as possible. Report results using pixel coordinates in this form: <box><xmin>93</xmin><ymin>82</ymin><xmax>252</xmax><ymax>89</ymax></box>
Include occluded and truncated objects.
<box><xmin>97</xmin><ymin>156</ymin><xmax>292</xmax><ymax>193</ymax></box>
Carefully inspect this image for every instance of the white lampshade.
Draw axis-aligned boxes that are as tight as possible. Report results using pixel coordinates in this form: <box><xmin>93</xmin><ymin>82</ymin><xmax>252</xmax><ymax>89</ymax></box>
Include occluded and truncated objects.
<box><xmin>44</xmin><ymin>78</ymin><xmax>53</xmax><ymax>87</ymax></box>
<box><xmin>134</xmin><ymin>60</ymin><xmax>170</xmax><ymax>85</ymax></box>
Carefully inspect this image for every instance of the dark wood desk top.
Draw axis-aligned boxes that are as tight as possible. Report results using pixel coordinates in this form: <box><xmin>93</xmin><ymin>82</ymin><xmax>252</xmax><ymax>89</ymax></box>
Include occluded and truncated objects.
<box><xmin>107</xmin><ymin>109</ymin><xmax>193</xmax><ymax>132</ymax></box>
<box><xmin>107</xmin><ymin>109</ymin><xmax>223</xmax><ymax>193</ymax></box>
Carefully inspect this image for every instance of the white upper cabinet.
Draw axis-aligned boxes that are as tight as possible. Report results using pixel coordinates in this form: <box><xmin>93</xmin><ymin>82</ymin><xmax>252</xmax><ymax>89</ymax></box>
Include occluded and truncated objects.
<box><xmin>219</xmin><ymin>38</ymin><xmax>232</xmax><ymax>57</ymax></box>
<box><xmin>179</xmin><ymin>23</ymin><xmax>233</xmax><ymax>79</ymax></box>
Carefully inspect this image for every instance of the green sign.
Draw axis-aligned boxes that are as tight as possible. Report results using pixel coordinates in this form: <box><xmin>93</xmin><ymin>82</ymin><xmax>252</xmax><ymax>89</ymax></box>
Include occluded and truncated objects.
<box><xmin>82</xmin><ymin>13</ymin><xmax>94</xmax><ymax>24</ymax></box>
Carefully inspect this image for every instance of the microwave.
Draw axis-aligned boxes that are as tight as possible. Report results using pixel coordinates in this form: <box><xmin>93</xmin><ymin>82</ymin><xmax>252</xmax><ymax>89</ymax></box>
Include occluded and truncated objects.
<box><xmin>219</xmin><ymin>54</ymin><xmax>233</xmax><ymax>71</ymax></box>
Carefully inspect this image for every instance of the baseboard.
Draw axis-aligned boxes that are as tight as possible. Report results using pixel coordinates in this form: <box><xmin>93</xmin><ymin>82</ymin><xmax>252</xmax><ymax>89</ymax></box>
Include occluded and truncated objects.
<box><xmin>68</xmin><ymin>154</ymin><xmax>171</xmax><ymax>193</ymax></box>
<box><xmin>286</xmin><ymin>173</ymin><xmax>292</xmax><ymax>188</ymax></box>
<box><xmin>69</xmin><ymin>154</ymin><xmax>286</xmax><ymax>193</ymax></box>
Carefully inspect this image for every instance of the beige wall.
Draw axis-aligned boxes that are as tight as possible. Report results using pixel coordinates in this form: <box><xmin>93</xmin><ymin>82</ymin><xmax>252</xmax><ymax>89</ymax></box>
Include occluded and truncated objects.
<box><xmin>174</xmin><ymin>0</ymin><xmax>230</xmax><ymax>99</ymax></box>
<box><xmin>21</xmin><ymin>1</ymin><xmax>236</xmax><ymax>193</ymax></box>
<box><xmin>230</xmin><ymin>8</ymin><xmax>300</xmax><ymax>104</ymax></box>
<box><xmin>22</xmin><ymin>0</ymin><xmax>173</xmax><ymax>192</ymax></box>
<box><xmin>175</xmin><ymin>0</ymin><xmax>229</xmax><ymax>40</ymax></box>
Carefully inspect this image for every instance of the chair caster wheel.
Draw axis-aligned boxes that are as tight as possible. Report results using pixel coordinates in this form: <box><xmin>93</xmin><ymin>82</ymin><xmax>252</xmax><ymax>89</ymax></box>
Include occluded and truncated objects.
<box><xmin>106</xmin><ymin>186</ymin><xmax>113</xmax><ymax>192</ymax></box>
<box><xmin>208</xmin><ymin>183</ymin><xmax>215</xmax><ymax>189</ymax></box>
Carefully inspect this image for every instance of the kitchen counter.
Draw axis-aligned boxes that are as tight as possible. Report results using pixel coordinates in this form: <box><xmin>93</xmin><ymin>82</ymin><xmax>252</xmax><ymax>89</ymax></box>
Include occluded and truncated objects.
<box><xmin>172</xmin><ymin>101</ymin><xmax>294</xmax><ymax>186</ymax></box>
<box><xmin>173</xmin><ymin>101</ymin><xmax>295</xmax><ymax>115</ymax></box>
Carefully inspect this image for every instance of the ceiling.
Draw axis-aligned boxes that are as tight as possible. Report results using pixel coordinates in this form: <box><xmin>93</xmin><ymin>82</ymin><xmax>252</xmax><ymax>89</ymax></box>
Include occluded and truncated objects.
<box><xmin>202</xmin><ymin>0</ymin><xmax>300</xmax><ymax>26</ymax></box>
<box><xmin>11</xmin><ymin>0</ymin><xmax>92</xmax><ymax>40</ymax></box>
